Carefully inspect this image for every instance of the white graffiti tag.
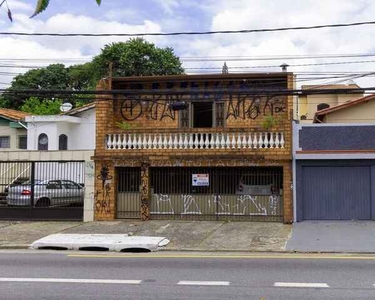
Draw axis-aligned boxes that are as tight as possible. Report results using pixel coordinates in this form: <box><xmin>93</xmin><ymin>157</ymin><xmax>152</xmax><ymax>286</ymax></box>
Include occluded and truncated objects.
<box><xmin>239</xmin><ymin>195</ymin><xmax>267</xmax><ymax>215</ymax></box>
<box><xmin>181</xmin><ymin>195</ymin><xmax>201</xmax><ymax>214</ymax></box>
<box><xmin>151</xmin><ymin>194</ymin><xmax>174</xmax><ymax>215</ymax></box>
<box><xmin>269</xmin><ymin>195</ymin><xmax>279</xmax><ymax>215</ymax></box>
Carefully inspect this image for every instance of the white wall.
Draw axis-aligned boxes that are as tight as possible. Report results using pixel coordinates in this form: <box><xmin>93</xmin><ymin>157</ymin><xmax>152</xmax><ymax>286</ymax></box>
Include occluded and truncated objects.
<box><xmin>27</xmin><ymin>121</ymin><xmax>58</xmax><ymax>150</ymax></box>
<box><xmin>69</xmin><ymin>109</ymin><xmax>95</xmax><ymax>150</ymax></box>
<box><xmin>26</xmin><ymin>109</ymin><xmax>95</xmax><ymax>151</ymax></box>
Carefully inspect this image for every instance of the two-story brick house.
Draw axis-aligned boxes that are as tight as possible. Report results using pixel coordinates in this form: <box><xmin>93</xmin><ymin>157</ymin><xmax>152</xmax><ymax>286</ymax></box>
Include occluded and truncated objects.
<box><xmin>93</xmin><ymin>73</ymin><xmax>293</xmax><ymax>223</ymax></box>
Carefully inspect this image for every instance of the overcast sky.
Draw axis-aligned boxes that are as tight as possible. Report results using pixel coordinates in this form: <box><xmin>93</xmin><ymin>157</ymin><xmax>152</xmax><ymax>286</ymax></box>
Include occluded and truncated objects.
<box><xmin>0</xmin><ymin>0</ymin><xmax>375</xmax><ymax>88</ymax></box>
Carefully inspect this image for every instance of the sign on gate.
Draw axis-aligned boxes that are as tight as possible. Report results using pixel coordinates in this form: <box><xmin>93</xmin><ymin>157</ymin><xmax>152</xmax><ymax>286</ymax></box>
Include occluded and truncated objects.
<box><xmin>192</xmin><ymin>174</ymin><xmax>209</xmax><ymax>186</ymax></box>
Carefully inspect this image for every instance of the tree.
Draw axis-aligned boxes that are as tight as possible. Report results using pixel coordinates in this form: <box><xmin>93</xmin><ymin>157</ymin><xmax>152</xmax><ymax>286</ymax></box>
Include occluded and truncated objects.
<box><xmin>20</xmin><ymin>97</ymin><xmax>62</xmax><ymax>115</ymax></box>
<box><xmin>2</xmin><ymin>63</ymin><xmax>92</xmax><ymax>110</ymax></box>
<box><xmin>68</xmin><ymin>63</ymin><xmax>97</xmax><ymax>91</ymax></box>
<box><xmin>1</xmin><ymin>39</ymin><xmax>184</xmax><ymax>111</ymax></box>
<box><xmin>91</xmin><ymin>38</ymin><xmax>184</xmax><ymax>79</ymax></box>
<box><xmin>2</xmin><ymin>64</ymin><xmax>70</xmax><ymax>109</ymax></box>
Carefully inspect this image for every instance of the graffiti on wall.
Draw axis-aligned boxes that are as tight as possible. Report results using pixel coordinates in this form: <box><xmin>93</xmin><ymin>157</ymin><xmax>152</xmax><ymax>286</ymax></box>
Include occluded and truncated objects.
<box><xmin>111</xmin><ymin>158</ymin><xmax>281</xmax><ymax>168</ymax></box>
<box><xmin>151</xmin><ymin>193</ymin><xmax>174</xmax><ymax>215</ymax></box>
<box><xmin>181</xmin><ymin>194</ymin><xmax>201</xmax><ymax>215</ymax></box>
<box><xmin>149</xmin><ymin>194</ymin><xmax>280</xmax><ymax>216</ymax></box>
<box><xmin>118</xmin><ymin>80</ymin><xmax>287</xmax><ymax>122</ymax></box>
<box><xmin>121</xmin><ymin>96</ymin><xmax>176</xmax><ymax>121</ymax></box>
<box><xmin>226</xmin><ymin>95</ymin><xmax>286</xmax><ymax>120</ymax></box>
<box><xmin>95</xmin><ymin>165</ymin><xmax>113</xmax><ymax>214</ymax></box>
<box><xmin>140</xmin><ymin>163</ymin><xmax>150</xmax><ymax>221</ymax></box>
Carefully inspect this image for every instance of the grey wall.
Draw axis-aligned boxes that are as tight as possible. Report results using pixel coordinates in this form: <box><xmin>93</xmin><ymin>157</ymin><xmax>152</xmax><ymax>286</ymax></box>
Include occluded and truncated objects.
<box><xmin>299</xmin><ymin>126</ymin><xmax>375</xmax><ymax>150</ymax></box>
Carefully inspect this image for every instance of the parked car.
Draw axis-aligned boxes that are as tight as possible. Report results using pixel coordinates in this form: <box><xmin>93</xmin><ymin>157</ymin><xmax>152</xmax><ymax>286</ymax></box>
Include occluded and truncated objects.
<box><xmin>6</xmin><ymin>179</ymin><xmax>84</xmax><ymax>207</ymax></box>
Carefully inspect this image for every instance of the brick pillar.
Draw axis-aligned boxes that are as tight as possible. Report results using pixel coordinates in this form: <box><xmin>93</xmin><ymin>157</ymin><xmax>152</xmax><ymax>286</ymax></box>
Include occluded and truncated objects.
<box><xmin>94</xmin><ymin>162</ymin><xmax>116</xmax><ymax>220</ymax></box>
<box><xmin>140</xmin><ymin>163</ymin><xmax>150</xmax><ymax>221</ymax></box>
<box><xmin>283</xmin><ymin>162</ymin><xmax>293</xmax><ymax>223</ymax></box>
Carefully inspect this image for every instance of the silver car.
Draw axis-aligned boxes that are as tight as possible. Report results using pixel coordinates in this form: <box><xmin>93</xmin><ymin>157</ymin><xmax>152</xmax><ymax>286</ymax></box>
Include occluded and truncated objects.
<box><xmin>6</xmin><ymin>179</ymin><xmax>84</xmax><ymax>207</ymax></box>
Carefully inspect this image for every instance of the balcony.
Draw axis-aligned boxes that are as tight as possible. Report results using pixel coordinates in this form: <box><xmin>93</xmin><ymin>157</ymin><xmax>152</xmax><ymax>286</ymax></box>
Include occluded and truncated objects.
<box><xmin>106</xmin><ymin>131</ymin><xmax>285</xmax><ymax>150</ymax></box>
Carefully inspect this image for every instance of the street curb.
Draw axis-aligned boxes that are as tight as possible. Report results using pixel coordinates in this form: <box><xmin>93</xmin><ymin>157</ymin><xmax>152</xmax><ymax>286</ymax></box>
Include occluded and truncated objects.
<box><xmin>1</xmin><ymin>245</ymin><xmax>375</xmax><ymax>255</ymax></box>
<box><xmin>160</xmin><ymin>248</ymin><xmax>375</xmax><ymax>255</ymax></box>
<box><xmin>0</xmin><ymin>245</ymin><xmax>30</xmax><ymax>250</ymax></box>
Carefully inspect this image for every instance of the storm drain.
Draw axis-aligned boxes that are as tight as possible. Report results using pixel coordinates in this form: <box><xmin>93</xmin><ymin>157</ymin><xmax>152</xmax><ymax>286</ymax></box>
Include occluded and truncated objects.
<box><xmin>31</xmin><ymin>234</ymin><xmax>170</xmax><ymax>252</ymax></box>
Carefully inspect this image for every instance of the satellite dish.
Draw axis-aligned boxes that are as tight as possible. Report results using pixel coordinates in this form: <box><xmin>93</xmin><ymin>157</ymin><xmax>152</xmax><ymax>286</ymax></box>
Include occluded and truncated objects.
<box><xmin>60</xmin><ymin>102</ymin><xmax>73</xmax><ymax>112</ymax></box>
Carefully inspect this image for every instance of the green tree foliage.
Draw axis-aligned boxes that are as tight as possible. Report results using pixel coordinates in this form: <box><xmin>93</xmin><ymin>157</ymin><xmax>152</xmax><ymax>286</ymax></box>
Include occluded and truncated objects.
<box><xmin>68</xmin><ymin>63</ymin><xmax>97</xmax><ymax>91</ymax></box>
<box><xmin>20</xmin><ymin>97</ymin><xmax>62</xmax><ymax>115</ymax></box>
<box><xmin>91</xmin><ymin>38</ymin><xmax>184</xmax><ymax>78</ymax></box>
<box><xmin>2</xmin><ymin>39</ymin><xmax>184</xmax><ymax>112</ymax></box>
<box><xmin>3</xmin><ymin>64</ymin><xmax>71</xmax><ymax>109</ymax></box>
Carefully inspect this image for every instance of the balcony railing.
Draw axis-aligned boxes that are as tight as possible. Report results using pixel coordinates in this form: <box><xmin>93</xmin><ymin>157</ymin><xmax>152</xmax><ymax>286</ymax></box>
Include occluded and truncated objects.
<box><xmin>106</xmin><ymin>131</ymin><xmax>285</xmax><ymax>150</ymax></box>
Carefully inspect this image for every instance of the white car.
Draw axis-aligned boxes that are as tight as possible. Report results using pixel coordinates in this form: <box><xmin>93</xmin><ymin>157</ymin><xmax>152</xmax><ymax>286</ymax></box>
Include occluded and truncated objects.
<box><xmin>6</xmin><ymin>179</ymin><xmax>84</xmax><ymax>207</ymax></box>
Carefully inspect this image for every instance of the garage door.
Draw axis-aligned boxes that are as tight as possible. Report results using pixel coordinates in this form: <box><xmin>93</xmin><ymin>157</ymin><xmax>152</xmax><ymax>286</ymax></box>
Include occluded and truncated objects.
<box><xmin>302</xmin><ymin>166</ymin><xmax>371</xmax><ymax>220</ymax></box>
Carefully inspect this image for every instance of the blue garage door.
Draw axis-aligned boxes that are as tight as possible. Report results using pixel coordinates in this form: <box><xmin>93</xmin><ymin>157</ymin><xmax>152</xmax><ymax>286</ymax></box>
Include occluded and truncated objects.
<box><xmin>302</xmin><ymin>166</ymin><xmax>371</xmax><ymax>220</ymax></box>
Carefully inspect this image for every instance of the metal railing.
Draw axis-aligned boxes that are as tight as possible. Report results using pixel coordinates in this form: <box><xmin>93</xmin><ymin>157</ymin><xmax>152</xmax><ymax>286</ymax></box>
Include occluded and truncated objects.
<box><xmin>0</xmin><ymin>161</ymin><xmax>85</xmax><ymax>221</ymax></box>
<box><xmin>106</xmin><ymin>131</ymin><xmax>285</xmax><ymax>150</ymax></box>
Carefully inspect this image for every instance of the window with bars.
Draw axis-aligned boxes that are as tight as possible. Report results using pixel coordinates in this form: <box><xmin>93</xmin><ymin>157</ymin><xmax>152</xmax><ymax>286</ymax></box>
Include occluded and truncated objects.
<box><xmin>18</xmin><ymin>136</ymin><xmax>27</xmax><ymax>149</ymax></box>
<box><xmin>0</xmin><ymin>136</ymin><xmax>10</xmax><ymax>148</ymax></box>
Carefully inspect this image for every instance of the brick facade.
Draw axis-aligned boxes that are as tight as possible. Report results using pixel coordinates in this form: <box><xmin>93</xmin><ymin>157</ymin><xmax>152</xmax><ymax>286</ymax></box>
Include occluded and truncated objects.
<box><xmin>94</xmin><ymin>73</ymin><xmax>293</xmax><ymax>223</ymax></box>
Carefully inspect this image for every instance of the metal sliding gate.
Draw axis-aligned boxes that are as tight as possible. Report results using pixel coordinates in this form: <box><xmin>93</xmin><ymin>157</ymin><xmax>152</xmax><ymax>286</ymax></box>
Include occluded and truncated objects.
<box><xmin>150</xmin><ymin>167</ymin><xmax>283</xmax><ymax>221</ymax></box>
<box><xmin>0</xmin><ymin>161</ymin><xmax>84</xmax><ymax>221</ymax></box>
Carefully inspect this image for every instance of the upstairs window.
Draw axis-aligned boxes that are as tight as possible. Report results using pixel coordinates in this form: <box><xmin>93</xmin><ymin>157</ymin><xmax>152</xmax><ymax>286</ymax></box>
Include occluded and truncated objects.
<box><xmin>180</xmin><ymin>102</ymin><xmax>224</xmax><ymax>128</ymax></box>
<box><xmin>193</xmin><ymin>102</ymin><xmax>213</xmax><ymax>128</ymax></box>
<box><xmin>18</xmin><ymin>136</ymin><xmax>27</xmax><ymax>149</ymax></box>
<box><xmin>38</xmin><ymin>134</ymin><xmax>48</xmax><ymax>150</ymax></box>
<box><xmin>59</xmin><ymin>134</ymin><xmax>68</xmax><ymax>150</ymax></box>
<box><xmin>0</xmin><ymin>136</ymin><xmax>10</xmax><ymax>148</ymax></box>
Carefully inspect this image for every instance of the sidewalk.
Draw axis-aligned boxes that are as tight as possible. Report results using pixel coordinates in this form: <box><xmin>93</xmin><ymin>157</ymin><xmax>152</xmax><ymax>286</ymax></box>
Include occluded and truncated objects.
<box><xmin>0</xmin><ymin>220</ymin><xmax>291</xmax><ymax>252</ymax></box>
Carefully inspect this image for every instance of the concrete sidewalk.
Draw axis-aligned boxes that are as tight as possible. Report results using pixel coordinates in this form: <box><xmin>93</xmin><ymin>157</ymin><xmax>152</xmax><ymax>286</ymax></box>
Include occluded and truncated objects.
<box><xmin>286</xmin><ymin>221</ymin><xmax>375</xmax><ymax>253</ymax></box>
<box><xmin>0</xmin><ymin>220</ymin><xmax>291</xmax><ymax>252</ymax></box>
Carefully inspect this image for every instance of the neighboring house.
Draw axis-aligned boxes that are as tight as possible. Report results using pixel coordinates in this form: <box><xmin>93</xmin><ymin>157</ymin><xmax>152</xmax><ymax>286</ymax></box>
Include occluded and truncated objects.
<box><xmin>314</xmin><ymin>94</ymin><xmax>375</xmax><ymax>123</ymax></box>
<box><xmin>0</xmin><ymin>104</ymin><xmax>95</xmax><ymax>222</ymax></box>
<box><xmin>25</xmin><ymin>103</ymin><xmax>95</xmax><ymax>151</ymax></box>
<box><xmin>293</xmin><ymin>122</ymin><xmax>375</xmax><ymax>221</ymax></box>
<box><xmin>0</xmin><ymin>108</ymin><xmax>29</xmax><ymax>151</ymax></box>
<box><xmin>94</xmin><ymin>73</ymin><xmax>294</xmax><ymax>223</ymax></box>
<box><xmin>297</xmin><ymin>84</ymin><xmax>362</xmax><ymax>123</ymax></box>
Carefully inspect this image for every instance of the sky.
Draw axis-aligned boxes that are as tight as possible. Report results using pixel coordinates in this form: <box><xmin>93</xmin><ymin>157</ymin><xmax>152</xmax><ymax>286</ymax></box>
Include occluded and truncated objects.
<box><xmin>1</xmin><ymin>0</ymin><xmax>375</xmax><ymax>88</ymax></box>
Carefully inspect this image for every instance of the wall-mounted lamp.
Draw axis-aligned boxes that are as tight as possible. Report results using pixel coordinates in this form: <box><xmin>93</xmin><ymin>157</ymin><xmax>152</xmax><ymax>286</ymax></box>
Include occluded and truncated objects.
<box><xmin>170</xmin><ymin>101</ymin><xmax>188</xmax><ymax>111</ymax></box>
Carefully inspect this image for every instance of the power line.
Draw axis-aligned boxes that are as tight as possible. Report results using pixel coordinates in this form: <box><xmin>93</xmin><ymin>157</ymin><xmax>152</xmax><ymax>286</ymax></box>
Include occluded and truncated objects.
<box><xmin>1</xmin><ymin>20</ymin><xmax>375</xmax><ymax>37</ymax></box>
<box><xmin>4</xmin><ymin>59</ymin><xmax>375</xmax><ymax>71</ymax></box>
<box><xmin>0</xmin><ymin>87</ymin><xmax>373</xmax><ymax>97</ymax></box>
<box><xmin>185</xmin><ymin>60</ymin><xmax>375</xmax><ymax>70</ymax></box>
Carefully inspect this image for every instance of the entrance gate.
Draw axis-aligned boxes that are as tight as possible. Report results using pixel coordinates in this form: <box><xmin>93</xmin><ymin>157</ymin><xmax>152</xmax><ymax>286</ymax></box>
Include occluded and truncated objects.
<box><xmin>116</xmin><ymin>167</ymin><xmax>141</xmax><ymax>218</ymax></box>
<box><xmin>116</xmin><ymin>166</ymin><xmax>283</xmax><ymax>221</ymax></box>
<box><xmin>0</xmin><ymin>161</ymin><xmax>84</xmax><ymax>221</ymax></box>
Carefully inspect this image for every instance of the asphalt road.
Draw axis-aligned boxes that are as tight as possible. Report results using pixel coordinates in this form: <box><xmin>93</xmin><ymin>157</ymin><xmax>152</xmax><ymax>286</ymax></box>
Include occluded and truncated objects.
<box><xmin>0</xmin><ymin>251</ymin><xmax>374</xmax><ymax>299</ymax></box>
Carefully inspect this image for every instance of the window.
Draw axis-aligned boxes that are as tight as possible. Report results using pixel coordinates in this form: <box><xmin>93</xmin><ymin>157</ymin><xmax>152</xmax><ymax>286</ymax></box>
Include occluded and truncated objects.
<box><xmin>0</xmin><ymin>136</ymin><xmax>10</xmax><ymax>148</ymax></box>
<box><xmin>193</xmin><ymin>102</ymin><xmax>213</xmax><ymax>128</ymax></box>
<box><xmin>180</xmin><ymin>102</ymin><xmax>224</xmax><ymax>128</ymax></box>
<box><xmin>46</xmin><ymin>180</ymin><xmax>62</xmax><ymax>189</ymax></box>
<box><xmin>62</xmin><ymin>180</ymin><xmax>82</xmax><ymax>189</ymax></box>
<box><xmin>18</xmin><ymin>136</ymin><xmax>27</xmax><ymax>149</ymax></box>
<box><xmin>59</xmin><ymin>134</ymin><xmax>68</xmax><ymax>150</ymax></box>
<box><xmin>38</xmin><ymin>134</ymin><xmax>48</xmax><ymax>150</ymax></box>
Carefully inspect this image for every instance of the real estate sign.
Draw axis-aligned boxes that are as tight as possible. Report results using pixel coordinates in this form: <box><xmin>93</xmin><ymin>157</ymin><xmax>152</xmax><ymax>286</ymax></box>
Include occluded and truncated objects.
<box><xmin>192</xmin><ymin>174</ymin><xmax>209</xmax><ymax>186</ymax></box>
